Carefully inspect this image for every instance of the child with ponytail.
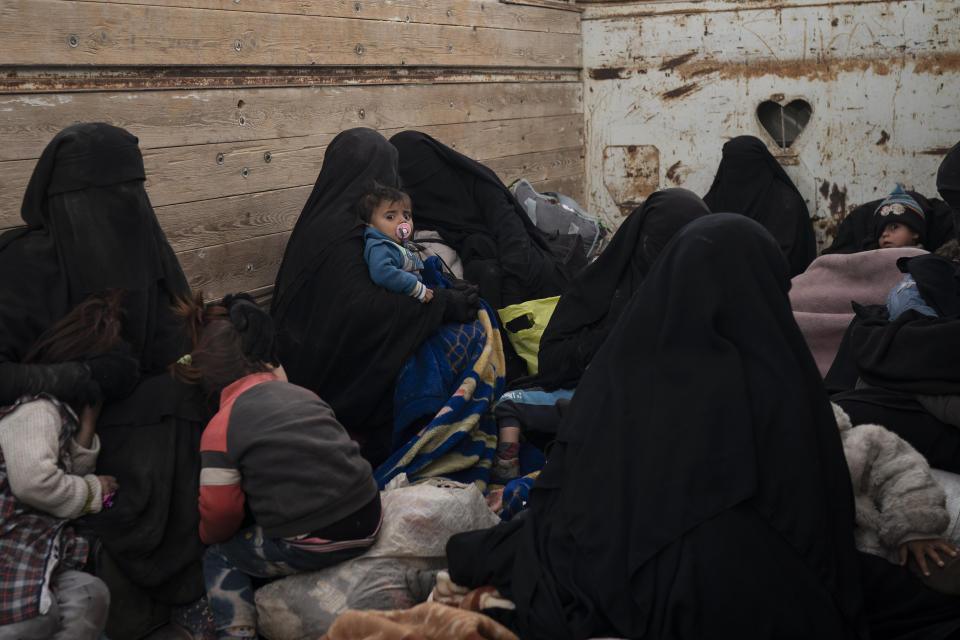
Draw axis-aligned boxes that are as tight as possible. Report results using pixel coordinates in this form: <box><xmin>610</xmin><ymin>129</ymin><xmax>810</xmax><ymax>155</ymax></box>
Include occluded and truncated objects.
<box><xmin>174</xmin><ymin>293</ymin><xmax>380</xmax><ymax>640</ymax></box>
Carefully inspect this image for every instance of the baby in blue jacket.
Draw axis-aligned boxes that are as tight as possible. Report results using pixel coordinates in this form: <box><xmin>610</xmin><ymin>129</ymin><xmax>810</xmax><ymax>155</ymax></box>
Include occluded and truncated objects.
<box><xmin>359</xmin><ymin>182</ymin><xmax>433</xmax><ymax>303</ymax></box>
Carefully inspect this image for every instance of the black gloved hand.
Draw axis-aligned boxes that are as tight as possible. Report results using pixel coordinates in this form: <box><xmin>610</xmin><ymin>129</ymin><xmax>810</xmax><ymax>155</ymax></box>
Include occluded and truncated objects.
<box><xmin>85</xmin><ymin>352</ymin><xmax>140</xmax><ymax>402</ymax></box>
<box><xmin>447</xmin><ymin>277</ymin><xmax>480</xmax><ymax>296</ymax></box>
<box><xmin>221</xmin><ymin>293</ymin><xmax>279</xmax><ymax>365</ymax></box>
<box><xmin>436</xmin><ymin>288</ymin><xmax>481</xmax><ymax>324</ymax></box>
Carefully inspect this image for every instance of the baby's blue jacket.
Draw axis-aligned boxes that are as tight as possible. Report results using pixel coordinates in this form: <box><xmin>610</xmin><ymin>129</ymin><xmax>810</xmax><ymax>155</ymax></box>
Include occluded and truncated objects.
<box><xmin>363</xmin><ymin>227</ymin><xmax>427</xmax><ymax>299</ymax></box>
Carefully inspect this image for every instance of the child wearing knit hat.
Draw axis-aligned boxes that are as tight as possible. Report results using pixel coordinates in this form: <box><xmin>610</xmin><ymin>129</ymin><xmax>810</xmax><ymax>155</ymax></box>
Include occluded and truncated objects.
<box><xmin>876</xmin><ymin>184</ymin><xmax>926</xmax><ymax>248</ymax></box>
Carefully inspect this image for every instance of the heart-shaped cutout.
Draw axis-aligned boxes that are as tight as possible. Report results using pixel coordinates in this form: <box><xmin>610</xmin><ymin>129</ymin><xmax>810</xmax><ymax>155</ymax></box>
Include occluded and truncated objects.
<box><xmin>757</xmin><ymin>99</ymin><xmax>811</xmax><ymax>149</ymax></box>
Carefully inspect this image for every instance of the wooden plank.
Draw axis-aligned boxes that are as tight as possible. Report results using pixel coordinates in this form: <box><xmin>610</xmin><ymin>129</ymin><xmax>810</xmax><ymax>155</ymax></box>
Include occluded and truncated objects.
<box><xmin>0</xmin><ymin>82</ymin><xmax>582</xmax><ymax>161</ymax></box>
<box><xmin>68</xmin><ymin>0</ymin><xmax>582</xmax><ymax>34</ymax></box>
<box><xmin>155</xmin><ymin>147</ymin><xmax>581</xmax><ymax>252</ymax></box>
<box><xmin>139</xmin><ymin>115</ymin><xmax>582</xmax><ymax>208</ymax></box>
<box><xmin>0</xmin><ymin>160</ymin><xmax>30</xmax><ymax>226</ymax></box>
<box><xmin>0</xmin><ymin>66</ymin><xmax>582</xmax><ymax>94</ymax></box>
<box><xmin>501</xmin><ymin>0</ymin><xmax>581</xmax><ymax>12</ymax></box>
<box><xmin>175</xmin><ymin>178</ymin><xmax>585</xmax><ymax>302</ymax></box>
<box><xmin>1</xmin><ymin>1</ymin><xmax>582</xmax><ymax>67</ymax></box>
<box><xmin>0</xmin><ymin>117</ymin><xmax>579</xmax><ymax>228</ymax></box>
<box><xmin>176</xmin><ymin>231</ymin><xmax>290</xmax><ymax>301</ymax></box>
<box><xmin>157</xmin><ymin>185</ymin><xmax>310</xmax><ymax>253</ymax></box>
<box><xmin>485</xmin><ymin>146</ymin><xmax>583</xmax><ymax>186</ymax></box>
<box><xmin>172</xmin><ymin>155</ymin><xmax>584</xmax><ymax>299</ymax></box>
<box><xmin>0</xmin><ymin>118</ymin><xmax>583</xmax><ymax>230</ymax></box>
<box><xmin>531</xmin><ymin>174</ymin><xmax>584</xmax><ymax>203</ymax></box>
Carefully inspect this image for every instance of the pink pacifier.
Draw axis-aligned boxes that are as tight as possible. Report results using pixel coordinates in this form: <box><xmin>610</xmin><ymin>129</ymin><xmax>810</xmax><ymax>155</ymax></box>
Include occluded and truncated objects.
<box><xmin>396</xmin><ymin>222</ymin><xmax>412</xmax><ymax>241</ymax></box>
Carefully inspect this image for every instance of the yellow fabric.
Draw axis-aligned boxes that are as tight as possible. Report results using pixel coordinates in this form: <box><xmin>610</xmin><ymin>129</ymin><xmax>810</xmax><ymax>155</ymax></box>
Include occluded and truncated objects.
<box><xmin>496</xmin><ymin>296</ymin><xmax>560</xmax><ymax>376</ymax></box>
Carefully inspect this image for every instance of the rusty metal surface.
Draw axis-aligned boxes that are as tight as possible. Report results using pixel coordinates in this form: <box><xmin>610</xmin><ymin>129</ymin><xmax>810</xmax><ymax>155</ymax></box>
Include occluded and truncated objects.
<box><xmin>582</xmin><ymin>0</ymin><xmax>960</xmax><ymax>248</ymax></box>
<box><xmin>603</xmin><ymin>144</ymin><xmax>660</xmax><ymax>216</ymax></box>
<box><xmin>0</xmin><ymin>66</ymin><xmax>580</xmax><ymax>93</ymax></box>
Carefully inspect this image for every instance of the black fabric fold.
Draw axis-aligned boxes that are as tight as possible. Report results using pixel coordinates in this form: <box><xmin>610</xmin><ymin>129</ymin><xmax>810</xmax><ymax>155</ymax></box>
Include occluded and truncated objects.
<box><xmin>448</xmin><ymin>214</ymin><xmax>865</xmax><ymax>640</ymax></box>
<box><xmin>897</xmin><ymin>253</ymin><xmax>960</xmax><ymax>318</ymax></box>
<box><xmin>703</xmin><ymin>135</ymin><xmax>816</xmax><ymax>275</ymax></box>
<box><xmin>850</xmin><ymin>305</ymin><xmax>960</xmax><ymax>394</ymax></box>
<box><xmin>390</xmin><ymin>130</ymin><xmax>577</xmax><ymax>308</ymax></box>
<box><xmin>535</xmin><ymin>188</ymin><xmax>710</xmax><ymax>389</ymax></box>
<box><xmin>271</xmin><ymin>128</ymin><xmax>448</xmax><ymax>465</ymax></box>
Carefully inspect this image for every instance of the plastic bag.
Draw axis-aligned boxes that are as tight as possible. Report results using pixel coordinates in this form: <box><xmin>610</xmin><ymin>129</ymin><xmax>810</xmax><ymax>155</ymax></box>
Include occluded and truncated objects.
<box><xmin>497</xmin><ymin>296</ymin><xmax>560</xmax><ymax>375</ymax></box>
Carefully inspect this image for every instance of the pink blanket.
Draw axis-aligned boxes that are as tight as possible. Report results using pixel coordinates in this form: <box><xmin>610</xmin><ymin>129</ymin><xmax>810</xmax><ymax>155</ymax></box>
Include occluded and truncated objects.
<box><xmin>791</xmin><ymin>247</ymin><xmax>926</xmax><ymax>377</ymax></box>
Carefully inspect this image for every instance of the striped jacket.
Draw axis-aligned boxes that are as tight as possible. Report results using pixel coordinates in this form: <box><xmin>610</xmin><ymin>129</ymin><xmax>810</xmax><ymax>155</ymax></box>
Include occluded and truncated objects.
<box><xmin>198</xmin><ymin>373</ymin><xmax>378</xmax><ymax>544</ymax></box>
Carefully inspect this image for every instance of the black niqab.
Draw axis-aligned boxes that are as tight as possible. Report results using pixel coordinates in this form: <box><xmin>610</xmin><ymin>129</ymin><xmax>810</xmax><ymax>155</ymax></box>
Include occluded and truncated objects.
<box><xmin>0</xmin><ymin>122</ymin><xmax>189</xmax><ymax>370</ymax></box>
<box><xmin>536</xmin><ymin>188</ymin><xmax>710</xmax><ymax>389</ymax></box>
<box><xmin>448</xmin><ymin>214</ymin><xmax>865</xmax><ymax>639</ymax></box>
<box><xmin>271</xmin><ymin>128</ymin><xmax>448</xmax><ymax>464</ymax></box>
<box><xmin>390</xmin><ymin>130</ymin><xmax>573</xmax><ymax>307</ymax></box>
<box><xmin>938</xmin><ymin>141</ymin><xmax>960</xmax><ymax>211</ymax></box>
<box><xmin>703</xmin><ymin>135</ymin><xmax>816</xmax><ymax>275</ymax></box>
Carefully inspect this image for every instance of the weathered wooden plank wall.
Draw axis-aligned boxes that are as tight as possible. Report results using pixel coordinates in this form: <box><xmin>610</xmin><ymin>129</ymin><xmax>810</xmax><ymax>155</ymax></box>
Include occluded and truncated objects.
<box><xmin>580</xmin><ymin>0</ymin><xmax>960</xmax><ymax>248</ymax></box>
<box><xmin>0</xmin><ymin>0</ymin><xmax>583</xmax><ymax>300</ymax></box>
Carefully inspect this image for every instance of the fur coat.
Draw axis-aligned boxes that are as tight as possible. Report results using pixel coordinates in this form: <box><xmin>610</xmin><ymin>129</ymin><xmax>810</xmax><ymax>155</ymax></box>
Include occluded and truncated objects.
<box><xmin>833</xmin><ymin>403</ymin><xmax>949</xmax><ymax>562</ymax></box>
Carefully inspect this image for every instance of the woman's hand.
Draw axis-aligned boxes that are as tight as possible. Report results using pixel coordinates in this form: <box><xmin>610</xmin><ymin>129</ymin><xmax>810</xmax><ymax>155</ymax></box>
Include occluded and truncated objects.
<box><xmin>899</xmin><ymin>538</ymin><xmax>959</xmax><ymax>576</ymax></box>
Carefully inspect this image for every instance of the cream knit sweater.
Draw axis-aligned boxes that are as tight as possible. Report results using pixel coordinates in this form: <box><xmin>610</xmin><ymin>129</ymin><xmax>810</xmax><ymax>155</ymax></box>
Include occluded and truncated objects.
<box><xmin>0</xmin><ymin>399</ymin><xmax>102</xmax><ymax>518</ymax></box>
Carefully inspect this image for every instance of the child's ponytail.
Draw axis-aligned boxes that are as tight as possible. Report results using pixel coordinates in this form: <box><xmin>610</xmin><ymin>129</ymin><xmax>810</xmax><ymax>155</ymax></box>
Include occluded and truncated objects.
<box><xmin>171</xmin><ymin>293</ymin><xmax>267</xmax><ymax>396</ymax></box>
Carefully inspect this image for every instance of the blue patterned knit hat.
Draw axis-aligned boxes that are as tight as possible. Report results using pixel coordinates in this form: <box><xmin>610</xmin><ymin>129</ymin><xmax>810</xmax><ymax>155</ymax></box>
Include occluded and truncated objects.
<box><xmin>875</xmin><ymin>184</ymin><xmax>925</xmax><ymax>238</ymax></box>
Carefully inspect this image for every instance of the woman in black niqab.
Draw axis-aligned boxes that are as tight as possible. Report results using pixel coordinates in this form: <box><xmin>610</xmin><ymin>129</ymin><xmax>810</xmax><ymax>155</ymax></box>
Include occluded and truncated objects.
<box><xmin>0</xmin><ymin>123</ymin><xmax>207</xmax><ymax>629</ymax></box>
<box><xmin>704</xmin><ymin>135</ymin><xmax>816</xmax><ymax>275</ymax></box>
<box><xmin>447</xmin><ymin>214</ymin><xmax>866</xmax><ymax>639</ymax></box>
<box><xmin>0</xmin><ymin>122</ymin><xmax>188</xmax><ymax>371</ymax></box>
<box><xmin>389</xmin><ymin>130</ymin><xmax>577</xmax><ymax>309</ymax></box>
<box><xmin>272</xmin><ymin>128</ymin><xmax>471</xmax><ymax>465</ymax></box>
<box><xmin>536</xmin><ymin>188</ymin><xmax>709</xmax><ymax>389</ymax></box>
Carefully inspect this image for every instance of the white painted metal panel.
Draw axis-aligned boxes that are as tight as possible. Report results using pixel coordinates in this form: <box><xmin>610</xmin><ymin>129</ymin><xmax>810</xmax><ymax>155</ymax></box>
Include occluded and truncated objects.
<box><xmin>582</xmin><ymin>0</ymin><xmax>960</xmax><ymax>247</ymax></box>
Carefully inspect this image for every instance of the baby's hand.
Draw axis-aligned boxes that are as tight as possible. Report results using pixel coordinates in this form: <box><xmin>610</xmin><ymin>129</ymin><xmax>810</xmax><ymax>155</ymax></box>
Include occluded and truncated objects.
<box><xmin>899</xmin><ymin>538</ymin><xmax>959</xmax><ymax>576</ymax></box>
<box><xmin>98</xmin><ymin>475</ymin><xmax>119</xmax><ymax>495</ymax></box>
<box><xmin>421</xmin><ymin>288</ymin><xmax>434</xmax><ymax>303</ymax></box>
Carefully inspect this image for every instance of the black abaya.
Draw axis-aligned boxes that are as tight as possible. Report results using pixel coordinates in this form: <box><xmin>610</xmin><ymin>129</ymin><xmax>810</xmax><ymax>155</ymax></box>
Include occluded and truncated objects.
<box><xmin>703</xmin><ymin>135</ymin><xmax>816</xmax><ymax>275</ymax></box>
<box><xmin>447</xmin><ymin>214</ymin><xmax>866</xmax><ymax>639</ymax></box>
<box><xmin>536</xmin><ymin>188</ymin><xmax>710</xmax><ymax>389</ymax></box>
<box><xmin>271</xmin><ymin>128</ymin><xmax>450</xmax><ymax>465</ymax></box>
<box><xmin>0</xmin><ymin>123</ymin><xmax>206</xmax><ymax>607</ymax></box>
